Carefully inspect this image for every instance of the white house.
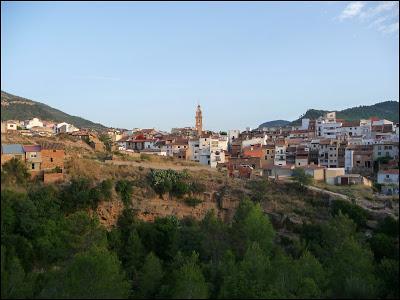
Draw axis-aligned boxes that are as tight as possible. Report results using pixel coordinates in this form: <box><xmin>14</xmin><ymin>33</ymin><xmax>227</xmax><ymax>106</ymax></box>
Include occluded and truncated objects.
<box><xmin>196</xmin><ymin>135</ymin><xmax>228</xmax><ymax>167</ymax></box>
<box><xmin>228</xmin><ymin>129</ymin><xmax>241</xmax><ymax>145</ymax></box>
<box><xmin>188</xmin><ymin>139</ymin><xmax>200</xmax><ymax>162</ymax></box>
<box><xmin>301</xmin><ymin>118</ymin><xmax>310</xmax><ymax>130</ymax></box>
<box><xmin>54</xmin><ymin>122</ymin><xmax>79</xmax><ymax>134</ymax></box>
<box><xmin>25</xmin><ymin>118</ymin><xmax>43</xmax><ymax>129</ymax></box>
<box><xmin>274</xmin><ymin>140</ymin><xmax>287</xmax><ymax>166</ymax></box>
<box><xmin>372</xmin><ymin>119</ymin><xmax>393</xmax><ymax>126</ymax></box>
<box><xmin>315</xmin><ymin>112</ymin><xmax>342</xmax><ymax>139</ymax></box>
<box><xmin>377</xmin><ymin>169</ymin><xmax>399</xmax><ymax>195</ymax></box>
<box><xmin>345</xmin><ymin>148</ymin><xmax>354</xmax><ymax>173</ymax></box>
<box><xmin>373</xmin><ymin>142</ymin><xmax>399</xmax><ymax>160</ymax></box>
<box><xmin>6</xmin><ymin>121</ymin><xmax>18</xmax><ymax>130</ymax></box>
<box><xmin>241</xmin><ymin>135</ymin><xmax>268</xmax><ymax>149</ymax></box>
<box><xmin>126</xmin><ymin>138</ymin><xmax>159</xmax><ymax>151</ymax></box>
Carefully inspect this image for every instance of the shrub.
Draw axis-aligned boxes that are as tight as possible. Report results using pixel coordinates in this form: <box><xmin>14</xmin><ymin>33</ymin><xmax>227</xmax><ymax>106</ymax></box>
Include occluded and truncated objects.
<box><xmin>148</xmin><ymin>169</ymin><xmax>189</xmax><ymax>197</ymax></box>
<box><xmin>171</xmin><ymin>181</ymin><xmax>190</xmax><ymax>198</ymax></box>
<box><xmin>184</xmin><ymin>197</ymin><xmax>203</xmax><ymax>207</ymax></box>
<box><xmin>99</xmin><ymin>179</ymin><xmax>113</xmax><ymax>200</ymax></box>
<box><xmin>1</xmin><ymin>158</ymin><xmax>30</xmax><ymax>185</ymax></box>
<box><xmin>292</xmin><ymin>168</ymin><xmax>313</xmax><ymax>186</ymax></box>
<box><xmin>331</xmin><ymin>200</ymin><xmax>367</xmax><ymax>228</ymax></box>
<box><xmin>60</xmin><ymin>177</ymin><xmax>99</xmax><ymax>211</ymax></box>
<box><xmin>115</xmin><ymin>180</ymin><xmax>133</xmax><ymax>206</ymax></box>
<box><xmin>189</xmin><ymin>182</ymin><xmax>206</xmax><ymax>194</ymax></box>
<box><xmin>140</xmin><ymin>154</ymin><xmax>151</xmax><ymax>161</ymax></box>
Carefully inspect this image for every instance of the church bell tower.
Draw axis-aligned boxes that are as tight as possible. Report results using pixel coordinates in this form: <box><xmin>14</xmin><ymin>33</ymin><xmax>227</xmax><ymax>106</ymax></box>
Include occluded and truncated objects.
<box><xmin>195</xmin><ymin>105</ymin><xmax>202</xmax><ymax>136</ymax></box>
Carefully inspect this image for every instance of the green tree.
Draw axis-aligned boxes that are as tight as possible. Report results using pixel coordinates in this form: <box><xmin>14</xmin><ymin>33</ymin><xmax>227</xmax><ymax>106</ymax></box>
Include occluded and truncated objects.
<box><xmin>1</xmin><ymin>157</ymin><xmax>30</xmax><ymax>185</ymax></box>
<box><xmin>137</xmin><ymin>252</ymin><xmax>163</xmax><ymax>299</ymax></box>
<box><xmin>60</xmin><ymin>177</ymin><xmax>96</xmax><ymax>211</ymax></box>
<box><xmin>99</xmin><ymin>133</ymin><xmax>113</xmax><ymax>152</ymax></box>
<box><xmin>115</xmin><ymin>180</ymin><xmax>133</xmax><ymax>206</ymax></box>
<box><xmin>231</xmin><ymin>199</ymin><xmax>275</xmax><ymax>258</ymax></box>
<box><xmin>1</xmin><ymin>248</ymin><xmax>36</xmax><ymax>299</ymax></box>
<box><xmin>40</xmin><ymin>246</ymin><xmax>130</xmax><ymax>299</ymax></box>
<box><xmin>292</xmin><ymin>168</ymin><xmax>313</xmax><ymax>186</ymax></box>
<box><xmin>121</xmin><ymin>229</ymin><xmax>145</xmax><ymax>279</ymax></box>
<box><xmin>324</xmin><ymin>225</ymin><xmax>378</xmax><ymax>298</ymax></box>
<box><xmin>219</xmin><ymin>242</ymin><xmax>270</xmax><ymax>299</ymax></box>
<box><xmin>171</xmin><ymin>252</ymin><xmax>209</xmax><ymax>299</ymax></box>
<box><xmin>376</xmin><ymin>258</ymin><xmax>399</xmax><ymax>299</ymax></box>
<box><xmin>139</xmin><ymin>216</ymin><xmax>180</xmax><ymax>261</ymax></box>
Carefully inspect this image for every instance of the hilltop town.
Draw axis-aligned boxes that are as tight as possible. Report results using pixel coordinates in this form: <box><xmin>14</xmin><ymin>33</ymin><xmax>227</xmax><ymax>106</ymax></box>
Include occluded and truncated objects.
<box><xmin>1</xmin><ymin>104</ymin><xmax>399</xmax><ymax>196</ymax></box>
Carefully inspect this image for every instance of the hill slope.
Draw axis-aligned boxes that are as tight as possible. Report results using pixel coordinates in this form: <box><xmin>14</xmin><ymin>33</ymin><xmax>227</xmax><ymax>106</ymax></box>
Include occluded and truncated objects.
<box><xmin>259</xmin><ymin>101</ymin><xmax>399</xmax><ymax>128</ymax></box>
<box><xmin>1</xmin><ymin>91</ymin><xmax>106</xmax><ymax>130</ymax></box>
<box><xmin>258</xmin><ymin>120</ymin><xmax>291</xmax><ymax>129</ymax></box>
<box><xmin>291</xmin><ymin>101</ymin><xmax>399</xmax><ymax>125</ymax></box>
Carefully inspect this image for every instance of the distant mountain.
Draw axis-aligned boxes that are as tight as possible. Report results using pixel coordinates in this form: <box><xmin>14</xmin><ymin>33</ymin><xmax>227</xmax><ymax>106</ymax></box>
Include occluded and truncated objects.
<box><xmin>291</xmin><ymin>101</ymin><xmax>399</xmax><ymax>125</ymax></box>
<box><xmin>258</xmin><ymin>120</ymin><xmax>291</xmax><ymax>129</ymax></box>
<box><xmin>1</xmin><ymin>91</ymin><xmax>106</xmax><ymax>130</ymax></box>
<box><xmin>258</xmin><ymin>101</ymin><xmax>399</xmax><ymax>128</ymax></box>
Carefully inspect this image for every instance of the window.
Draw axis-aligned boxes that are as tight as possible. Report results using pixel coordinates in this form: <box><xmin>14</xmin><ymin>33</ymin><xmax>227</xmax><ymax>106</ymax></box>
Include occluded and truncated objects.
<box><xmin>50</xmin><ymin>158</ymin><xmax>53</xmax><ymax>162</ymax></box>
<box><xmin>31</xmin><ymin>163</ymin><xmax>35</xmax><ymax>170</ymax></box>
<box><xmin>53</xmin><ymin>150</ymin><xmax>56</xmax><ymax>152</ymax></box>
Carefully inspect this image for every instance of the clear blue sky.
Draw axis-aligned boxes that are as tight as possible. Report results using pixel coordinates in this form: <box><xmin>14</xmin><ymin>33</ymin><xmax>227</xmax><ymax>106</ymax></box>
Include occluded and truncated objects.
<box><xmin>1</xmin><ymin>1</ymin><xmax>399</xmax><ymax>131</ymax></box>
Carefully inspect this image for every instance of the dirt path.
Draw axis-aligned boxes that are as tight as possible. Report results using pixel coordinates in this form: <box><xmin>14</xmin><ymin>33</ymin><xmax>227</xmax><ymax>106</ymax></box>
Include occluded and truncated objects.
<box><xmin>105</xmin><ymin>159</ymin><xmax>218</xmax><ymax>172</ymax></box>
<box><xmin>278</xmin><ymin>177</ymin><xmax>398</xmax><ymax>220</ymax></box>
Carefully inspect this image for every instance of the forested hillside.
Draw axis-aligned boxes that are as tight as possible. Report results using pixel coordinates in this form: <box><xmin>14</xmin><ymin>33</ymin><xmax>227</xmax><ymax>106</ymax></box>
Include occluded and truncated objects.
<box><xmin>259</xmin><ymin>101</ymin><xmax>399</xmax><ymax>128</ymax></box>
<box><xmin>1</xmin><ymin>158</ymin><xmax>398</xmax><ymax>299</ymax></box>
<box><xmin>1</xmin><ymin>91</ymin><xmax>106</xmax><ymax>130</ymax></box>
<box><xmin>291</xmin><ymin>101</ymin><xmax>399</xmax><ymax>125</ymax></box>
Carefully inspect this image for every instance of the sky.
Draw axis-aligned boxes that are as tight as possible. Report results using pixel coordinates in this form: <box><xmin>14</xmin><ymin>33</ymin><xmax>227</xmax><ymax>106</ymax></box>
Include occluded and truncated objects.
<box><xmin>1</xmin><ymin>1</ymin><xmax>399</xmax><ymax>131</ymax></box>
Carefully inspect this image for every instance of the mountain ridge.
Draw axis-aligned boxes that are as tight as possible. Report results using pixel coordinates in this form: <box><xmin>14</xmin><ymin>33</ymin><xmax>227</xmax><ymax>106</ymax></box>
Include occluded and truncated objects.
<box><xmin>1</xmin><ymin>91</ymin><xmax>107</xmax><ymax>130</ymax></box>
<box><xmin>258</xmin><ymin>101</ymin><xmax>399</xmax><ymax>128</ymax></box>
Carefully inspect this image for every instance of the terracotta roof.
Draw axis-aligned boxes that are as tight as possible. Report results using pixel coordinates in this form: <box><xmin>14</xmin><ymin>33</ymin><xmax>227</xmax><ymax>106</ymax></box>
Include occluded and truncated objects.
<box><xmin>128</xmin><ymin>139</ymin><xmax>157</xmax><ymax>143</ymax></box>
<box><xmin>379</xmin><ymin>169</ymin><xmax>399</xmax><ymax>175</ymax></box>
<box><xmin>23</xmin><ymin>145</ymin><xmax>41</xmax><ymax>152</ymax></box>
<box><xmin>342</xmin><ymin>121</ymin><xmax>360</xmax><ymax>127</ymax></box>
<box><xmin>39</xmin><ymin>142</ymin><xmax>65</xmax><ymax>150</ymax></box>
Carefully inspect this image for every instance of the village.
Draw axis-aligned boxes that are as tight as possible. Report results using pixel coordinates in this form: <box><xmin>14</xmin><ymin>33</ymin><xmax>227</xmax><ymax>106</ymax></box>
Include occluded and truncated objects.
<box><xmin>1</xmin><ymin>104</ymin><xmax>399</xmax><ymax>195</ymax></box>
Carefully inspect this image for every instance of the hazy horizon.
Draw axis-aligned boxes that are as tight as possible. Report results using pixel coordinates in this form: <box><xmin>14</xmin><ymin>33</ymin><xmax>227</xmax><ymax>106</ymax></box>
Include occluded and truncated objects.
<box><xmin>1</xmin><ymin>1</ymin><xmax>399</xmax><ymax>131</ymax></box>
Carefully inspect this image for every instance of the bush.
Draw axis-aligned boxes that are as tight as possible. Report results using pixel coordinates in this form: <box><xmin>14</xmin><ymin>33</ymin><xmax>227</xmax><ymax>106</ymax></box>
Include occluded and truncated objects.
<box><xmin>148</xmin><ymin>169</ymin><xmax>189</xmax><ymax>197</ymax></box>
<box><xmin>140</xmin><ymin>154</ymin><xmax>151</xmax><ymax>161</ymax></box>
<box><xmin>171</xmin><ymin>181</ymin><xmax>190</xmax><ymax>198</ymax></box>
<box><xmin>292</xmin><ymin>168</ymin><xmax>313</xmax><ymax>186</ymax></box>
<box><xmin>99</xmin><ymin>179</ymin><xmax>113</xmax><ymax>200</ymax></box>
<box><xmin>189</xmin><ymin>182</ymin><xmax>206</xmax><ymax>194</ymax></box>
<box><xmin>115</xmin><ymin>180</ymin><xmax>133</xmax><ymax>206</ymax></box>
<box><xmin>331</xmin><ymin>200</ymin><xmax>367</xmax><ymax>228</ymax></box>
<box><xmin>184</xmin><ymin>197</ymin><xmax>203</xmax><ymax>207</ymax></box>
<box><xmin>60</xmin><ymin>178</ymin><xmax>99</xmax><ymax>211</ymax></box>
<box><xmin>1</xmin><ymin>158</ymin><xmax>30</xmax><ymax>185</ymax></box>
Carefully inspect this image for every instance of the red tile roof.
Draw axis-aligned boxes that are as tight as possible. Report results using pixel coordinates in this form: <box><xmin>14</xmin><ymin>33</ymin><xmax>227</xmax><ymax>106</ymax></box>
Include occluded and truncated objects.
<box><xmin>380</xmin><ymin>169</ymin><xmax>399</xmax><ymax>175</ymax></box>
<box><xmin>23</xmin><ymin>145</ymin><xmax>41</xmax><ymax>152</ymax></box>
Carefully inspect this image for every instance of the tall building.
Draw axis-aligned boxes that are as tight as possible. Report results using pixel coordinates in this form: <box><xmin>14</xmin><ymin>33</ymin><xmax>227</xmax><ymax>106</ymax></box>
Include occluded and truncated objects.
<box><xmin>195</xmin><ymin>105</ymin><xmax>202</xmax><ymax>136</ymax></box>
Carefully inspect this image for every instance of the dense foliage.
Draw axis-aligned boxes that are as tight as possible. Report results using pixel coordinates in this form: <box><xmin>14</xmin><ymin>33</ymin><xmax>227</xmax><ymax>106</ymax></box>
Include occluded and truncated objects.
<box><xmin>1</xmin><ymin>168</ymin><xmax>398</xmax><ymax>299</ymax></box>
